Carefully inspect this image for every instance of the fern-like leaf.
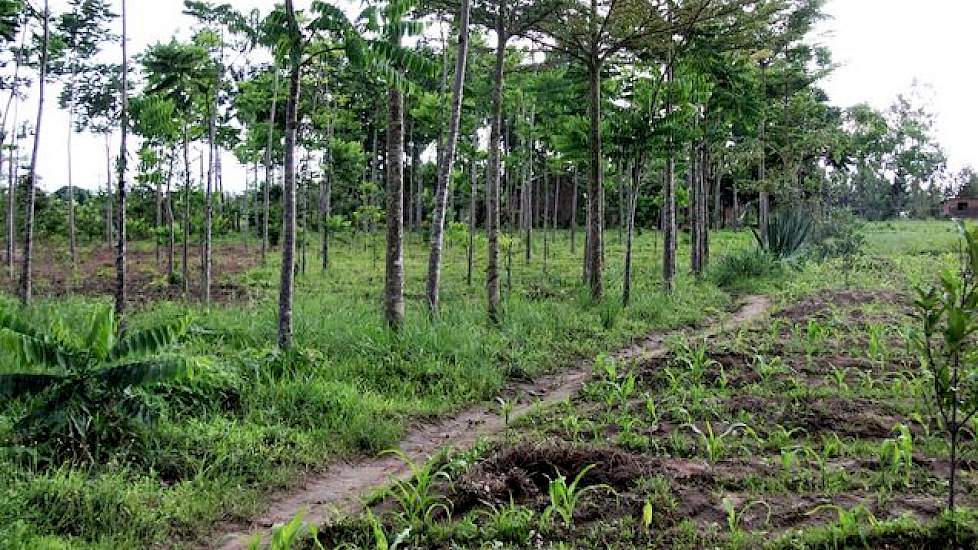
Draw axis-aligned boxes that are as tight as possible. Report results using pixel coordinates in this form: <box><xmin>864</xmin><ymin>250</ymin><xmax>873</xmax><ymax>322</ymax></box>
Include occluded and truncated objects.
<box><xmin>95</xmin><ymin>356</ymin><xmax>195</xmax><ymax>390</ymax></box>
<box><xmin>0</xmin><ymin>328</ymin><xmax>82</xmax><ymax>371</ymax></box>
<box><xmin>108</xmin><ymin>317</ymin><xmax>190</xmax><ymax>362</ymax></box>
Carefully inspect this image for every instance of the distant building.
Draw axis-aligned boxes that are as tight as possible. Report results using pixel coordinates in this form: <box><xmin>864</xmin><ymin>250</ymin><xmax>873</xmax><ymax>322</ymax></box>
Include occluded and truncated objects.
<box><xmin>943</xmin><ymin>197</ymin><xmax>978</xmax><ymax>218</ymax></box>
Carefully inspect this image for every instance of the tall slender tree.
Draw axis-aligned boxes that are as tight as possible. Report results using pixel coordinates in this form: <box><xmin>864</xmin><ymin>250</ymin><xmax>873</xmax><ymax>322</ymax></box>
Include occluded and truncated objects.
<box><xmin>20</xmin><ymin>0</ymin><xmax>51</xmax><ymax>305</ymax></box>
<box><xmin>425</xmin><ymin>0</ymin><xmax>471</xmax><ymax>314</ymax></box>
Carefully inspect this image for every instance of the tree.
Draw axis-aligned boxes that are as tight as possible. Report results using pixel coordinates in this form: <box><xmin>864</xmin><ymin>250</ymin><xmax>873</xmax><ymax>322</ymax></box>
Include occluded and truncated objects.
<box><xmin>115</xmin><ymin>0</ymin><xmax>129</xmax><ymax>318</ymax></box>
<box><xmin>425</xmin><ymin>0</ymin><xmax>471</xmax><ymax>314</ymax></box>
<box><xmin>277</xmin><ymin>0</ymin><xmax>302</xmax><ymax>348</ymax></box>
<box><xmin>53</xmin><ymin>0</ymin><xmax>116</xmax><ymax>268</ymax></box>
<box><xmin>142</xmin><ymin>39</ymin><xmax>212</xmax><ymax>296</ymax></box>
<box><xmin>20</xmin><ymin>0</ymin><xmax>51</xmax><ymax>306</ymax></box>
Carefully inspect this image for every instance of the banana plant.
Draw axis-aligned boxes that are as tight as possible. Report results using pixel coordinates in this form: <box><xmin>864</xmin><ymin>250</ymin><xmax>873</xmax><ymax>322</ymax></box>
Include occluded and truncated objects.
<box><xmin>0</xmin><ymin>304</ymin><xmax>194</xmax><ymax>463</ymax></box>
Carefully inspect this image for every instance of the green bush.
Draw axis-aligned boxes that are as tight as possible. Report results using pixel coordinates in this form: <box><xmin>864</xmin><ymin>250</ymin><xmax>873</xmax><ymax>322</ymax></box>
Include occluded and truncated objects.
<box><xmin>755</xmin><ymin>208</ymin><xmax>813</xmax><ymax>259</ymax></box>
<box><xmin>709</xmin><ymin>248</ymin><xmax>781</xmax><ymax>288</ymax></box>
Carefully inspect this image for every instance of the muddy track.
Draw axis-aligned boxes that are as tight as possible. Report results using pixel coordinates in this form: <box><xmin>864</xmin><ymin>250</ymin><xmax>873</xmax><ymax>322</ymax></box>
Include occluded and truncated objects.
<box><xmin>208</xmin><ymin>295</ymin><xmax>771</xmax><ymax>549</ymax></box>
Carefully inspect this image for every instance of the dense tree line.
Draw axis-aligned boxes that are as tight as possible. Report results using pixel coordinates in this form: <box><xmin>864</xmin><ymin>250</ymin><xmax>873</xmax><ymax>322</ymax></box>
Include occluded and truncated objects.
<box><xmin>0</xmin><ymin>0</ymin><xmax>965</xmax><ymax>344</ymax></box>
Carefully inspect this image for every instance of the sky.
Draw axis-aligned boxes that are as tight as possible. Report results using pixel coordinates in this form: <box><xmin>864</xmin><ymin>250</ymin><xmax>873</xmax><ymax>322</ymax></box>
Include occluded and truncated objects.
<box><xmin>15</xmin><ymin>0</ymin><xmax>978</xmax><ymax>193</ymax></box>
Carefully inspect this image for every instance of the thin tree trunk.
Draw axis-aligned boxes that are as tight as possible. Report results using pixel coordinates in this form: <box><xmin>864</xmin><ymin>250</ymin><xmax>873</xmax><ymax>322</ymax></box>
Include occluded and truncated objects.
<box><xmin>426</xmin><ymin>0</ymin><xmax>471</xmax><ymax>314</ymax></box>
<box><xmin>321</xmin><ymin>116</ymin><xmax>333</xmax><ymax>271</ymax></box>
<box><xmin>203</xmin><ymin>68</ymin><xmax>218</xmax><ymax>305</ymax></box>
<box><xmin>662</xmin><ymin>58</ymin><xmax>676</xmax><ymax>292</ymax></box>
<box><xmin>585</xmin><ymin>56</ymin><xmax>603</xmax><ymax>300</ymax></box>
<box><xmin>623</xmin><ymin>158</ymin><xmax>640</xmax><ymax>307</ymax></box>
<box><xmin>466</xmin><ymin>131</ymin><xmax>477</xmax><ymax>286</ymax></box>
<box><xmin>21</xmin><ymin>0</ymin><xmax>50</xmax><ymax>305</ymax></box>
<box><xmin>115</xmin><ymin>0</ymin><xmax>129</xmax><ymax>317</ymax></box>
<box><xmin>384</xmin><ymin>84</ymin><xmax>405</xmax><ymax>330</ymax></box>
<box><xmin>263</xmin><ymin>66</ymin><xmax>278</xmax><ymax>264</ymax></box>
<box><xmin>571</xmin><ymin>169</ymin><xmax>578</xmax><ymax>253</ymax></box>
<box><xmin>182</xmin><ymin>128</ymin><xmax>190</xmax><ymax>296</ymax></box>
<box><xmin>6</xmin><ymin>138</ymin><xmax>15</xmax><ymax>277</ymax></box>
<box><xmin>2</xmin><ymin>24</ymin><xmax>24</xmax><ymax>277</ymax></box>
<box><xmin>278</xmin><ymin>1</ymin><xmax>301</xmax><ymax>348</ymax></box>
<box><xmin>105</xmin><ymin>135</ymin><xmax>113</xmax><ymax>245</ymax></box>
<box><xmin>486</xmin><ymin>6</ymin><xmax>506</xmax><ymax>324</ymax></box>
<box><xmin>758</xmin><ymin>63</ymin><xmax>769</xmax><ymax>246</ymax></box>
<box><xmin>67</xmin><ymin>87</ymin><xmax>77</xmax><ymax>268</ymax></box>
<box><xmin>166</xmin><ymin>156</ymin><xmax>175</xmax><ymax>278</ymax></box>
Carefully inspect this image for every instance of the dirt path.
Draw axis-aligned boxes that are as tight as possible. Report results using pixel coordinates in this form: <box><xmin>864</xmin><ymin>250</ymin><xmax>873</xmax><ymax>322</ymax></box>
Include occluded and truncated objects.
<box><xmin>210</xmin><ymin>295</ymin><xmax>771</xmax><ymax>549</ymax></box>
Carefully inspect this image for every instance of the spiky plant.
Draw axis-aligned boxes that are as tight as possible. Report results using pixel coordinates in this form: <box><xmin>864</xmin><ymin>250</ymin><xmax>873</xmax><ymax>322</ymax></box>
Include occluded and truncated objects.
<box><xmin>753</xmin><ymin>207</ymin><xmax>813</xmax><ymax>260</ymax></box>
<box><xmin>0</xmin><ymin>304</ymin><xmax>193</xmax><ymax>464</ymax></box>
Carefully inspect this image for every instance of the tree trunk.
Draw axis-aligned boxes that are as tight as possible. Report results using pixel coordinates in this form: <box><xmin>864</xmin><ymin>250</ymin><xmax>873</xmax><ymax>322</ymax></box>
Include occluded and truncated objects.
<box><xmin>321</xmin><ymin>116</ymin><xmax>333</xmax><ymax>271</ymax></box>
<box><xmin>571</xmin><ymin>169</ymin><xmax>577</xmax><ymax>253</ymax></box>
<box><xmin>623</xmin><ymin>158</ymin><xmax>640</xmax><ymax>307</ymax></box>
<box><xmin>6</xmin><ymin>138</ymin><xmax>16</xmax><ymax>277</ymax></box>
<box><xmin>663</xmin><ymin>151</ymin><xmax>676</xmax><ymax>291</ymax></box>
<box><xmin>467</xmin><ymin>131</ymin><xmax>477</xmax><ymax>286</ymax></box>
<box><xmin>384</xmin><ymin>84</ymin><xmax>406</xmax><ymax>330</ymax></box>
<box><xmin>278</xmin><ymin>1</ymin><xmax>301</xmax><ymax>348</ymax></box>
<box><xmin>690</xmin><ymin>142</ymin><xmax>700</xmax><ymax>275</ymax></box>
<box><xmin>486</xmin><ymin>6</ymin><xmax>506</xmax><ymax>324</ymax></box>
<box><xmin>166</xmin><ymin>156</ymin><xmax>175</xmax><ymax>278</ymax></box>
<box><xmin>67</xmin><ymin>86</ymin><xmax>77</xmax><ymax>268</ymax></box>
<box><xmin>105</xmin><ymin>136</ymin><xmax>113</xmax><ymax>246</ymax></box>
<box><xmin>758</xmin><ymin>65</ymin><xmax>769</xmax><ymax>246</ymax></box>
<box><xmin>182</xmin><ymin>128</ymin><xmax>190</xmax><ymax>296</ymax></box>
<box><xmin>20</xmin><ymin>2</ymin><xmax>50</xmax><ymax>305</ymax></box>
<box><xmin>585</xmin><ymin>56</ymin><xmax>603</xmax><ymax>300</ymax></box>
<box><xmin>425</xmin><ymin>0</ymin><xmax>471</xmax><ymax>314</ymax></box>
<box><xmin>204</xmin><ymin>74</ymin><xmax>217</xmax><ymax>306</ymax></box>
<box><xmin>263</xmin><ymin>66</ymin><xmax>278</xmax><ymax>265</ymax></box>
<box><xmin>115</xmin><ymin>0</ymin><xmax>129</xmax><ymax>318</ymax></box>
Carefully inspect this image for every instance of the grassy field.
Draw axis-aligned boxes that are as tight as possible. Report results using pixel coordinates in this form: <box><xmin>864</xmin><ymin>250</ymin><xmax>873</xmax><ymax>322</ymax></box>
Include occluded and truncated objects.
<box><xmin>0</xmin><ymin>220</ymin><xmax>969</xmax><ymax>548</ymax></box>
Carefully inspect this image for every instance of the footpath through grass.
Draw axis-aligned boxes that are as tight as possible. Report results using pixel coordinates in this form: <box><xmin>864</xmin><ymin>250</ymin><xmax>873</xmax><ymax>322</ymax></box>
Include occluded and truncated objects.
<box><xmin>2</xmin><ymin>228</ymin><xmax>754</xmax><ymax>549</ymax></box>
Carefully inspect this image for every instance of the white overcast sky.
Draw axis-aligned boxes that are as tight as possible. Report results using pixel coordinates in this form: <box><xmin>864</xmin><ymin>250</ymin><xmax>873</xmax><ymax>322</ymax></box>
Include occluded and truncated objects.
<box><xmin>17</xmin><ymin>0</ymin><xmax>978</xmax><ymax>193</ymax></box>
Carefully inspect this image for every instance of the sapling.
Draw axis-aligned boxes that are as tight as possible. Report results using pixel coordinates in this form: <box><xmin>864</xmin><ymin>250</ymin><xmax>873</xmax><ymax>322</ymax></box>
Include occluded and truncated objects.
<box><xmin>912</xmin><ymin>222</ymin><xmax>978</xmax><ymax>513</ymax></box>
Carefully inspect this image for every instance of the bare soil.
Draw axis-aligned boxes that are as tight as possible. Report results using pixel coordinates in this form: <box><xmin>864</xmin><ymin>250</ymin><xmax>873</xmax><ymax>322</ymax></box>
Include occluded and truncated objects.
<box><xmin>2</xmin><ymin>243</ymin><xmax>260</xmax><ymax>306</ymax></box>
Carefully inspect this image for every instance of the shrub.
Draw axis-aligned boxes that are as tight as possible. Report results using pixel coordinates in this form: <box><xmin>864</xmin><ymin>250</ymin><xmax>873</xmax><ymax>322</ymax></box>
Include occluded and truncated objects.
<box><xmin>709</xmin><ymin>248</ymin><xmax>781</xmax><ymax>288</ymax></box>
<box><xmin>755</xmin><ymin>208</ymin><xmax>813</xmax><ymax>259</ymax></box>
<box><xmin>0</xmin><ymin>305</ymin><xmax>194</xmax><ymax>464</ymax></box>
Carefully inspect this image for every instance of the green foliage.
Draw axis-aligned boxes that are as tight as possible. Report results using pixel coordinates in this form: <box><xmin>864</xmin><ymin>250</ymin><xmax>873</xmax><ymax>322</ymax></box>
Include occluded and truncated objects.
<box><xmin>709</xmin><ymin>248</ymin><xmax>781</xmax><ymax>288</ymax></box>
<box><xmin>912</xmin><ymin>222</ymin><xmax>978</xmax><ymax>512</ymax></box>
<box><xmin>0</xmin><ymin>305</ymin><xmax>193</xmax><ymax>464</ymax></box>
<box><xmin>754</xmin><ymin>208</ymin><xmax>813</xmax><ymax>260</ymax></box>
<box><xmin>541</xmin><ymin>464</ymin><xmax>611</xmax><ymax>528</ymax></box>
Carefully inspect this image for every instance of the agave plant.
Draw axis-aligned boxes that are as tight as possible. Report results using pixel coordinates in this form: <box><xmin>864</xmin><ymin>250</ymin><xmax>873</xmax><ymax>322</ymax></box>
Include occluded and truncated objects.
<box><xmin>753</xmin><ymin>208</ymin><xmax>813</xmax><ymax>260</ymax></box>
<box><xmin>0</xmin><ymin>304</ymin><xmax>194</xmax><ymax>463</ymax></box>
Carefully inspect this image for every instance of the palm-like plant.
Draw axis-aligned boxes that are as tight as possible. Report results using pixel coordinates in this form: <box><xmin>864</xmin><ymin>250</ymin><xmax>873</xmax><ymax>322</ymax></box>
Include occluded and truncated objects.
<box><xmin>0</xmin><ymin>305</ymin><xmax>193</xmax><ymax>463</ymax></box>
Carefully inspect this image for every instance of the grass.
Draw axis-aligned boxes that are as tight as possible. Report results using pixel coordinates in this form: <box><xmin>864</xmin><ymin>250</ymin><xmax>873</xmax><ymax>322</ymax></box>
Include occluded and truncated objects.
<box><xmin>0</xmin><ymin>225</ymin><xmax>753</xmax><ymax>548</ymax></box>
<box><xmin>0</xmin><ymin>219</ymin><xmax>965</xmax><ymax>548</ymax></box>
<box><xmin>311</xmin><ymin>219</ymin><xmax>978</xmax><ymax>549</ymax></box>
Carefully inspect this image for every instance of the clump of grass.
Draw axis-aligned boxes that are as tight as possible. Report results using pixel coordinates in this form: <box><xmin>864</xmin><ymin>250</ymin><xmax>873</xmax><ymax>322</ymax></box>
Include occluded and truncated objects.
<box><xmin>709</xmin><ymin>248</ymin><xmax>782</xmax><ymax>288</ymax></box>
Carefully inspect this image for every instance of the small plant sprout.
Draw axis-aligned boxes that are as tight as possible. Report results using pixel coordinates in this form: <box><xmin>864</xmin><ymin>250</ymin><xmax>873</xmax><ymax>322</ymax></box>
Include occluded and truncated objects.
<box><xmin>912</xmin><ymin>222</ymin><xmax>978</xmax><ymax>513</ymax></box>
<box><xmin>381</xmin><ymin>450</ymin><xmax>452</xmax><ymax>527</ymax></box>
<box><xmin>878</xmin><ymin>424</ymin><xmax>914</xmax><ymax>488</ymax></box>
<box><xmin>685</xmin><ymin>421</ymin><xmax>750</xmax><ymax>462</ymax></box>
<box><xmin>722</xmin><ymin>496</ymin><xmax>771</xmax><ymax>535</ymax></box>
<box><xmin>806</xmin><ymin>504</ymin><xmax>878</xmax><ymax>548</ymax></box>
<box><xmin>496</xmin><ymin>397</ymin><xmax>514</xmax><ymax>428</ymax></box>
<box><xmin>541</xmin><ymin>464</ymin><xmax>613</xmax><ymax>527</ymax></box>
<box><xmin>641</xmin><ymin>500</ymin><xmax>654</xmax><ymax>533</ymax></box>
<box><xmin>867</xmin><ymin>322</ymin><xmax>889</xmax><ymax>366</ymax></box>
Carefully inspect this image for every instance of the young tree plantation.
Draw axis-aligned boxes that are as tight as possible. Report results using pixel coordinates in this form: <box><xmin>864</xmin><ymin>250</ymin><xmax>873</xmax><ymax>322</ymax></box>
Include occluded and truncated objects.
<box><xmin>2</xmin><ymin>1</ymin><xmax>978</xmax><ymax>548</ymax></box>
